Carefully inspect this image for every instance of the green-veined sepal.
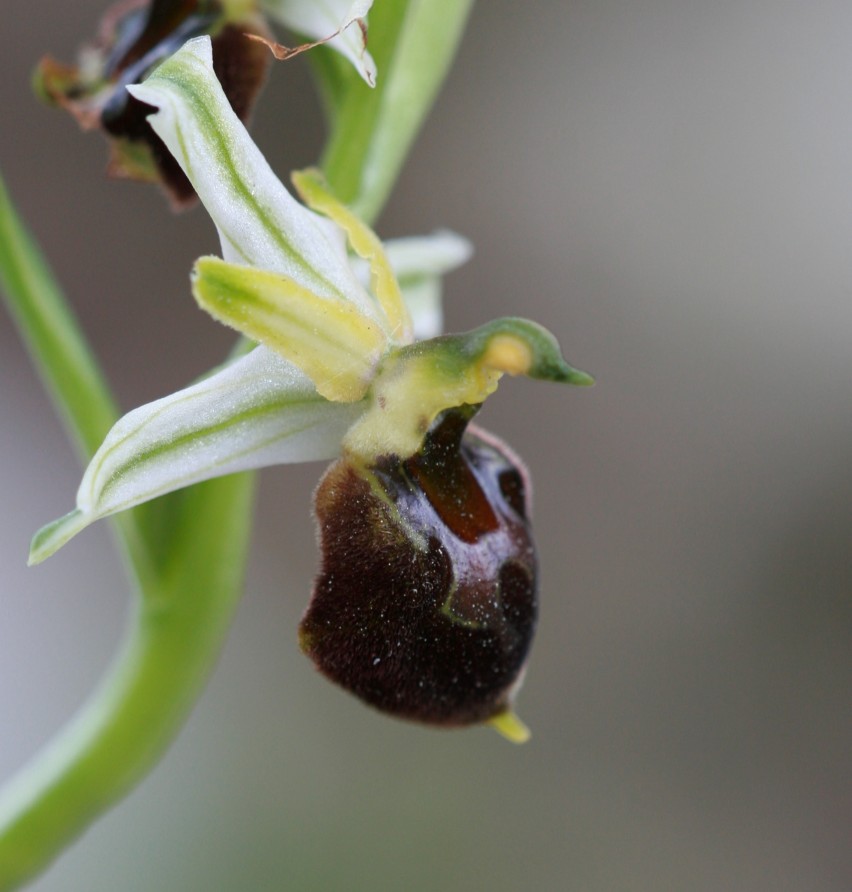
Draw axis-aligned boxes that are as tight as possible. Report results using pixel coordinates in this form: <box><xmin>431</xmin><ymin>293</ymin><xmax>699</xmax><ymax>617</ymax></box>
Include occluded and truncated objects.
<box><xmin>126</xmin><ymin>37</ymin><xmax>381</xmax><ymax>324</ymax></box>
<box><xmin>29</xmin><ymin>347</ymin><xmax>365</xmax><ymax>565</ymax></box>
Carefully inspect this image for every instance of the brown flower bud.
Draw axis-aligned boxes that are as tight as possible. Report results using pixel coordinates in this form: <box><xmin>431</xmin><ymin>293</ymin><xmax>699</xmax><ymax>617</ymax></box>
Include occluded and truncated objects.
<box><xmin>300</xmin><ymin>406</ymin><xmax>537</xmax><ymax>731</ymax></box>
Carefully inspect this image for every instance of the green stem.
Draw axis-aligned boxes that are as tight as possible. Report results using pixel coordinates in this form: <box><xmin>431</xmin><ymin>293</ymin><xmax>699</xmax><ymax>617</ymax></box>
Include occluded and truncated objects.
<box><xmin>0</xmin><ymin>171</ymin><xmax>258</xmax><ymax>888</ymax></box>
<box><xmin>0</xmin><ymin>176</ymin><xmax>118</xmax><ymax>463</ymax></box>
<box><xmin>0</xmin><ymin>475</ymin><xmax>255</xmax><ymax>891</ymax></box>
<box><xmin>319</xmin><ymin>0</ymin><xmax>476</xmax><ymax>224</ymax></box>
<box><xmin>0</xmin><ymin>174</ymin><xmax>157</xmax><ymax>585</ymax></box>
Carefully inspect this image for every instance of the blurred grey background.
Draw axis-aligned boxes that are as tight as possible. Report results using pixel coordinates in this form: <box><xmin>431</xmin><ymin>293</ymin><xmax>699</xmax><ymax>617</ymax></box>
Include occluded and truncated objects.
<box><xmin>2</xmin><ymin>1</ymin><xmax>850</xmax><ymax>890</ymax></box>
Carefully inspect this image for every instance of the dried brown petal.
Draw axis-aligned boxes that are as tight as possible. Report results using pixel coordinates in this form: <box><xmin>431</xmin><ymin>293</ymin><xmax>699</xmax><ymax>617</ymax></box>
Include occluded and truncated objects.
<box><xmin>301</xmin><ymin>406</ymin><xmax>538</xmax><ymax>728</ymax></box>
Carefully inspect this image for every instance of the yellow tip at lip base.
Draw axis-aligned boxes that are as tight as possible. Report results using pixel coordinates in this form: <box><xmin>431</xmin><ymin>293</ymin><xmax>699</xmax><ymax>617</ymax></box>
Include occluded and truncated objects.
<box><xmin>489</xmin><ymin>710</ymin><xmax>532</xmax><ymax>744</ymax></box>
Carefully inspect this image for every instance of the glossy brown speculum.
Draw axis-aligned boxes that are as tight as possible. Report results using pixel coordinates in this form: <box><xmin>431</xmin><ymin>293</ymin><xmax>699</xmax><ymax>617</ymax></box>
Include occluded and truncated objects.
<box><xmin>301</xmin><ymin>406</ymin><xmax>537</xmax><ymax>727</ymax></box>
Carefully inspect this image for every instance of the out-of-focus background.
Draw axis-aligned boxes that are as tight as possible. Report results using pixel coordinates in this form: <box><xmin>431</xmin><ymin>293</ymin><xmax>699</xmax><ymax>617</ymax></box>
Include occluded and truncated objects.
<box><xmin>2</xmin><ymin>2</ymin><xmax>851</xmax><ymax>890</ymax></box>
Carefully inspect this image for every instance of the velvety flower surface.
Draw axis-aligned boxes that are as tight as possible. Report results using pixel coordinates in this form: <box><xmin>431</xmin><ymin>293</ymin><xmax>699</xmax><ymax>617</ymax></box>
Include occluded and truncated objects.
<box><xmin>303</xmin><ymin>406</ymin><xmax>538</xmax><ymax>735</ymax></box>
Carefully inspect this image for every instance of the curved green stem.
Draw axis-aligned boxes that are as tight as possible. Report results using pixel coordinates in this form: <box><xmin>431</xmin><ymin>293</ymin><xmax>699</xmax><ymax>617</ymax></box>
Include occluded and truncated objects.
<box><xmin>0</xmin><ymin>173</ymin><xmax>155</xmax><ymax>581</ymax></box>
<box><xmin>0</xmin><ymin>171</ymin><xmax>257</xmax><ymax>887</ymax></box>
<box><xmin>0</xmin><ymin>474</ymin><xmax>255</xmax><ymax>891</ymax></box>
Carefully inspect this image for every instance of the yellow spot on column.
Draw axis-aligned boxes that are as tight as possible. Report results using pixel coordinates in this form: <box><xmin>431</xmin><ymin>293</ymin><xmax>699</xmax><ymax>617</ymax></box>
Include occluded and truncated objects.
<box><xmin>482</xmin><ymin>335</ymin><xmax>533</xmax><ymax>376</ymax></box>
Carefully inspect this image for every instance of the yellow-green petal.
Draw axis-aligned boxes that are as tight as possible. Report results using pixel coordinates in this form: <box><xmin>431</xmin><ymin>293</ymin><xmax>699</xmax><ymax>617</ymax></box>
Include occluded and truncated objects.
<box><xmin>193</xmin><ymin>257</ymin><xmax>388</xmax><ymax>402</ymax></box>
<box><xmin>293</xmin><ymin>168</ymin><xmax>413</xmax><ymax>343</ymax></box>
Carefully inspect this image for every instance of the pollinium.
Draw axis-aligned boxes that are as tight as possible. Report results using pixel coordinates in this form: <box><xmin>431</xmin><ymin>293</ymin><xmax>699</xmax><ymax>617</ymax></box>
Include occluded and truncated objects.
<box><xmin>301</xmin><ymin>406</ymin><xmax>537</xmax><ymax>729</ymax></box>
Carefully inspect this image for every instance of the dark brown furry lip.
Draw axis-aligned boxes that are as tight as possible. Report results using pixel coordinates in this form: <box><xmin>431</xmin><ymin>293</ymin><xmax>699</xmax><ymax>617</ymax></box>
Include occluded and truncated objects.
<box><xmin>300</xmin><ymin>405</ymin><xmax>538</xmax><ymax>730</ymax></box>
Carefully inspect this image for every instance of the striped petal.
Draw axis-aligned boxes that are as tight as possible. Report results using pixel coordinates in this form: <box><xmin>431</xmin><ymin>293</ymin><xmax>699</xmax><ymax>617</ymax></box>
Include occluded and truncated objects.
<box><xmin>293</xmin><ymin>168</ymin><xmax>412</xmax><ymax>343</ymax></box>
<box><xmin>192</xmin><ymin>256</ymin><xmax>387</xmax><ymax>401</ymax></box>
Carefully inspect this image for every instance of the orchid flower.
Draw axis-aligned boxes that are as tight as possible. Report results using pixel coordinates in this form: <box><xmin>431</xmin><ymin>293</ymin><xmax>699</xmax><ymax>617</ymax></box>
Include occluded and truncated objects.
<box><xmin>29</xmin><ymin>37</ymin><xmax>592</xmax><ymax>741</ymax></box>
<box><xmin>34</xmin><ymin>0</ymin><xmax>377</xmax><ymax>205</ymax></box>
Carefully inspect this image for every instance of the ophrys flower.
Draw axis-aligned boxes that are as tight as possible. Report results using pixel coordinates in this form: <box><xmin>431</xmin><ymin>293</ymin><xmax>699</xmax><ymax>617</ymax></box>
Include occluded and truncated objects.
<box><xmin>30</xmin><ymin>37</ymin><xmax>592</xmax><ymax>741</ymax></box>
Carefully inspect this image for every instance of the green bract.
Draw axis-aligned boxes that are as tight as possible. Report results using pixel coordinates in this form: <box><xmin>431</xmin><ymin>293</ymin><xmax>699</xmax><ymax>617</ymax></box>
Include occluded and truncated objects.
<box><xmin>30</xmin><ymin>37</ymin><xmax>591</xmax><ymax>572</ymax></box>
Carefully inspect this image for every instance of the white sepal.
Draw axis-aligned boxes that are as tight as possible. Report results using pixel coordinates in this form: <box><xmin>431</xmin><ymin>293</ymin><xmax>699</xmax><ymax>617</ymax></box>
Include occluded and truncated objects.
<box><xmin>263</xmin><ymin>0</ymin><xmax>377</xmax><ymax>86</ymax></box>
<box><xmin>29</xmin><ymin>347</ymin><xmax>364</xmax><ymax>564</ymax></box>
<box><xmin>127</xmin><ymin>38</ymin><xmax>380</xmax><ymax>323</ymax></box>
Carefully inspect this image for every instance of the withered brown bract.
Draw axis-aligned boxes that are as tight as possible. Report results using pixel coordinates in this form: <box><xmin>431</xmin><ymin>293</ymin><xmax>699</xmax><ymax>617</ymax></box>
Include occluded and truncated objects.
<box><xmin>301</xmin><ymin>406</ymin><xmax>537</xmax><ymax>728</ymax></box>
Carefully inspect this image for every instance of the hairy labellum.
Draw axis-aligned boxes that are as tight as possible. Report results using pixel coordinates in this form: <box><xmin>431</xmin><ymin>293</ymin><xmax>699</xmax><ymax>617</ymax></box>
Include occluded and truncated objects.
<box><xmin>36</xmin><ymin>0</ymin><xmax>270</xmax><ymax>207</ymax></box>
<box><xmin>301</xmin><ymin>407</ymin><xmax>537</xmax><ymax>729</ymax></box>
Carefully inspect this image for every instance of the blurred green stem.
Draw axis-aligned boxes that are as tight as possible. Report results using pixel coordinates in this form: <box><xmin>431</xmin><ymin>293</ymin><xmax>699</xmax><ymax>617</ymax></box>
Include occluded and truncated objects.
<box><xmin>316</xmin><ymin>0</ymin><xmax>475</xmax><ymax>224</ymax></box>
<box><xmin>0</xmin><ymin>476</ymin><xmax>255</xmax><ymax>891</ymax></box>
<box><xmin>0</xmin><ymin>168</ymin><xmax>257</xmax><ymax>890</ymax></box>
<box><xmin>0</xmin><ymin>179</ymin><xmax>117</xmax><ymax>459</ymax></box>
<box><xmin>0</xmin><ymin>176</ymin><xmax>155</xmax><ymax>582</ymax></box>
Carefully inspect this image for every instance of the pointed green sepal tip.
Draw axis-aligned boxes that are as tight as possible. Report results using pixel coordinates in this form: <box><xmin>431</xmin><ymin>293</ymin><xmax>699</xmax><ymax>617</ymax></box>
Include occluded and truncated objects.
<box><xmin>28</xmin><ymin>509</ymin><xmax>89</xmax><ymax>566</ymax></box>
<box><xmin>460</xmin><ymin>317</ymin><xmax>594</xmax><ymax>386</ymax></box>
<box><xmin>488</xmin><ymin>710</ymin><xmax>532</xmax><ymax>744</ymax></box>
